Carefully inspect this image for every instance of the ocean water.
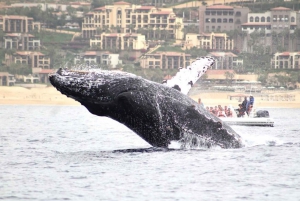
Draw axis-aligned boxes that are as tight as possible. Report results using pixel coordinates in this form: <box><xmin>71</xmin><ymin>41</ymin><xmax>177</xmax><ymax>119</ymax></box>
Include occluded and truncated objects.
<box><xmin>1</xmin><ymin>105</ymin><xmax>300</xmax><ymax>201</ymax></box>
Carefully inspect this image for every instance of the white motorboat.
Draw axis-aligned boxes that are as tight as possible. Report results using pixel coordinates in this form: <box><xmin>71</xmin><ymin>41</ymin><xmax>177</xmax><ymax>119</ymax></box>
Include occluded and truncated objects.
<box><xmin>219</xmin><ymin>106</ymin><xmax>274</xmax><ymax>127</ymax></box>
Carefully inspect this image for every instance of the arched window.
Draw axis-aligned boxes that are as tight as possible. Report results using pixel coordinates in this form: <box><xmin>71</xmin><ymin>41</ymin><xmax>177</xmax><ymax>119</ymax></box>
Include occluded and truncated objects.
<box><xmin>291</xmin><ymin>17</ymin><xmax>295</xmax><ymax>22</ymax></box>
<box><xmin>250</xmin><ymin>17</ymin><xmax>253</xmax><ymax>22</ymax></box>
<box><xmin>211</xmin><ymin>18</ymin><xmax>216</xmax><ymax>23</ymax></box>
<box><xmin>261</xmin><ymin>17</ymin><xmax>265</xmax><ymax>22</ymax></box>
<box><xmin>267</xmin><ymin>17</ymin><xmax>270</xmax><ymax>22</ymax></box>
<box><xmin>255</xmin><ymin>17</ymin><xmax>259</xmax><ymax>22</ymax></box>
<box><xmin>217</xmin><ymin>18</ymin><xmax>222</xmax><ymax>23</ymax></box>
<box><xmin>223</xmin><ymin>18</ymin><xmax>227</xmax><ymax>23</ymax></box>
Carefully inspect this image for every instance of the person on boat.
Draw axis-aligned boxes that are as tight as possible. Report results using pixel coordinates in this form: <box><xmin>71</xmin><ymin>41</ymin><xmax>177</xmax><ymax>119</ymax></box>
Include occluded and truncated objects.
<box><xmin>217</xmin><ymin>108</ymin><xmax>227</xmax><ymax>117</ymax></box>
<box><xmin>241</xmin><ymin>97</ymin><xmax>248</xmax><ymax>114</ymax></box>
<box><xmin>249</xmin><ymin>96</ymin><xmax>254</xmax><ymax>105</ymax></box>
<box><xmin>198</xmin><ymin>98</ymin><xmax>204</xmax><ymax>107</ymax></box>
<box><xmin>213</xmin><ymin>106</ymin><xmax>219</xmax><ymax>116</ymax></box>
<box><xmin>245</xmin><ymin>96</ymin><xmax>255</xmax><ymax>114</ymax></box>
<box><xmin>226</xmin><ymin>108</ymin><xmax>233</xmax><ymax>117</ymax></box>
<box><xmin>247</xmin><ymin>104</ymin><xmax>253</xmax><ymax>115</ymax></box>
<box><xmin>237</xmin><ymin>104</ymin><xmax>245</xmax><ymax>117</ymax></box>
<box><xmin>224</xmin><ymin>106</ymin><xmax>228</xmax><ymax>115</ymax></box>
<box><xmin>209</xmin><ymin>106</ymin><xmax>214</xmax><ymax>114</ymax></box>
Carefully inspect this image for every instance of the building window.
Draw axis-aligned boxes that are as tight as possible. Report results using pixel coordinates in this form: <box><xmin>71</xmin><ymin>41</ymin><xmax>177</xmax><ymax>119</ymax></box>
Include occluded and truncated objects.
<box><xmin>255</xmin><ymin>17</ymin><xmax>259</xmax><ymax>22</ymax></box>
<box><xmin>217</xmin><ymin>18</ymin><xmax>221</xmax><ymax>23</ymax></box>
<box><xmin>285</xmin><ymin>15</ymin><xmax>289</xmax><ymax>22</ymax></box>
<box><xmin>211</xmin><ymin>18</ymin><xmax>216</xmax><ymax>23</ymax></box>
<box><xmin>291</xmin><ymin>17</ymin><xmax>295</xmax><ymax>22</ymax></box>
<box><xmin>273</xmin><ymin>15</ymin><xmax>277</xmax><ymax>22</ymax></box>
<box><xmin>223</xmin><ymin>18</ymin><xmax>227</xmax><ymax>23</ymax></box>
<box><xmin>250</xmin><ymin>17</ymin><xmax>253</xmax><ymax>22</ymax></box>
<box><xmin>261</xmin><ymin>17</ymin><xmax>265</xmax><ymax>22</ymax></box>
<box><xmin>267</xmin><ymin>17</ymin><xmax>270</xmax><ymax>22</ymax></box>
<box><xmin>206</xmin><ymin>18</ymin><xmax>210</xmax><ymax>23</ymax></box>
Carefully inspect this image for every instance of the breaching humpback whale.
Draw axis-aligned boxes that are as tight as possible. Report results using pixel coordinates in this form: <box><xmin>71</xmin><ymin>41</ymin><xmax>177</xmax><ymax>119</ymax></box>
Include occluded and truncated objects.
<box><xmin>49</xmin><ymin>57</ymin><xmax>243</xmax><ymax>149</ymax></box>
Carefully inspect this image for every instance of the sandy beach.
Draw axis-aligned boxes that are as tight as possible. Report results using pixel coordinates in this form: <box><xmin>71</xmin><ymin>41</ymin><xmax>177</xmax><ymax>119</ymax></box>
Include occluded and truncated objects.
<box><xmin>1</xmin><ymin>86</ymin><xmax>300</xmax><ymax>108</ymax></box>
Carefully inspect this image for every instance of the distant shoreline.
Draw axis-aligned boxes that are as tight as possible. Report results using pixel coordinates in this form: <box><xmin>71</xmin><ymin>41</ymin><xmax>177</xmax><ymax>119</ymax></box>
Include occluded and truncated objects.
<box><xmin>1</xmin><ymin>86</ymin><xmax>300</xmax><ymax>108</ymax></box>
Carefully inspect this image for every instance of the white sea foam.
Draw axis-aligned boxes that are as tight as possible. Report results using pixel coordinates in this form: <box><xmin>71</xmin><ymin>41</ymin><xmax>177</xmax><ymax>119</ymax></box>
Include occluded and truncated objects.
<box><xmin>238</xmin><ymin>132</ymin><xmax>283</xmax><ymax>147</ymax></box>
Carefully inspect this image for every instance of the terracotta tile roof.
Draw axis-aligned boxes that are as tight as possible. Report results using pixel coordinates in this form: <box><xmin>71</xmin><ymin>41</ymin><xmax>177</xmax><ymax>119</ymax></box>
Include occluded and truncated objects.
<box><xmin>213</xmin><ymin>33</ymin><xmax>226</xmax><ymax>37</ymax></box>
<box><xmin>69</xmin><ymin>2</ymin><xmax>90</xmax><ymax>6</ymax></box>
<box><xmin>5</xmin><ymin>33</ymin><xmax>35</xmax><ymax>37</ymax></box>
<box><xmin>200</xmin><ymin>33</ymin><xmax>211</xmax><ymax>36</ymax></box>
<box><xmin>151</xmin><ymin>11</ymin><xmax>172</xmax><ymax>15</ymax></box>
<box><xmin>160</xmin><ymin>51</ymin><xmax>191</xmax><ymax>56</ymax></box>
<box><xmin>3</xmin><ymin>15</ymin><xmax>26</xmax><ymax>19</ymax></box>
<box><xmin>206</xmin><ymin>69</ymin><xmax>235</xmax><ymax>75</ymax></box>
<box><xmin>84</xmin><ymin>51</ymin><xmax>97</xmax><ymax>56</ymax></box>
<box><xmin>94</xmin><ymin>6</ymin><xmax>105</xmax><ymax>11</ymax></box>
<box><xmin>39</xmin><ymin>69</ymin><xmax>55</xmax><ymax>74</ymax></box>
<box><xmin>207</xmin><ymin>5</ymin><xmax>233</xmax><ymax>10</ymax></box>
<box><xmin>0</xmin><ymin>72</ymin><xmax>11</xmax><ymax>76</ymax></box>
<box><xmin>136</xmin><ymin>6</ymin><xmax>154</xmax><ymax>10</ymax></box>
<box><xmin>209</xmin><ymin>52</ymin><xmax>237</xmax><ymax>57</ymax></box>
<box><xmin>16</xmin><ymin>51</ymin><xmax>44</xmax><ymax>56</ymax></box>
<box><xmin>124</xmin><ymin>33</ymin><xmax>139</xmax><ymax>37</ymax></box>
<box><xmin>271</xmin><ymin>7</ymin><xmax>291</xmax><ymax>11</ymax></box>
<box><xmin>279</xmin><ymin>52</ymin><xmax>290</xmax><ymax>56</ymax></box>
<box><xmin>106</xmin><ymin>34</ymin><xmax>118</xmax><ymax>37</ymax></box>
<box><xmin>5</xmin><ymin>33</ymin><xmax>20</xmax><ymax>37</ymax></box>
<box><xmin>114</xmin><ymin>1</ymin><xmax>131</xmax><ymax>5</ymax></box>
<box><xmin>164</xmin><ymin>75</ymin><xmax>172</xmax><ymax>80</ymax></box>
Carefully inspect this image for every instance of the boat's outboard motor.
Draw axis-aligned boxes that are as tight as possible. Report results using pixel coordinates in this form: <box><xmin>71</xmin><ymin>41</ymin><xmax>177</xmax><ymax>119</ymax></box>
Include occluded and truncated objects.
<box><xmin>256</xmin><ymin>110</ymin><xmax>270</xmax><ymax>118</ymax></box>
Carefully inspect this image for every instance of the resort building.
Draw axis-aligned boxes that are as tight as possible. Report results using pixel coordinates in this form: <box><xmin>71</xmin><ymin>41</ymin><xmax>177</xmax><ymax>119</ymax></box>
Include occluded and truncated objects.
<box><xmin>74</xmin><ymin>51</ymin><xmax>122</xmax><ymax>68</ymax></box>
<box><xmin>90</xmin><ymin>33</ymin><xmax>148</xmax><ymax>50</ymax></box>
<box><xmin>0</xmin><ymin>72</ymin><xmax>16</xmax><ymax>86</ymax></box>
<box><xmin>3</xmin><ymin>33</ymin><xmax>41</xmax><ymax>50</ymax></box>
<box><xmin>240</xmin><ymin>7</ymin><xmax>300</xmax><ymax>53</ymax></box>
<box><xmin>0</xmin><ymin>15</ymin><xmax>41</xmax><ymax>33</ymax></box>
<box><xmin>198</xmin><ymin>5</ymin><xmax>249</xmax><ymax>33</ymax></box>
<box><xmin>4</xmin><ymin>51</ymin><xmax>51</xmax><ymax>69</ymax></box>
<box><xmin>241</xmin><ymin>7</ymin><xmax>298</xmax><ymax>34</ymax></box>
<box><xmin>207</xmin><ymin>52</ymin><xmax>243</xmax><ymax>70</ymax></box>
<box><xmin>185</xmin><ymin>32</ymin><xmax>234</xmax><ymax>51</ymax></box>
<box><xmin>140</xmin><ymin>52</ymin><xmax>191</xmax><ymax>69</ymax></box>
<box><xmin>82</xmin><ymin>1</ymin><xmax>184</xmax><ymax>40</ymax></box>
<box><xmin>271</xmin><ymin>52</ymin><xmax>300</xmax><ymax>69</ymax></box>
<box><xmin>7</xmin><ymin>2</ymin><xmax>91</xmax><ymax>12</ymax></box>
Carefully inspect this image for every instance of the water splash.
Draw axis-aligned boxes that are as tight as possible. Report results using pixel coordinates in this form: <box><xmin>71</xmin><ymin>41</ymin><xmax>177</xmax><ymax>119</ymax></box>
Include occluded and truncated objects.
<box><xmin>164</xmin><ymin>56</ymin><xmax>215</xmax><ymax>95</ymax></box>
<box><xmin>239</xmin><ymin>132</ymin><xmax>283</xmax><ymax>147</ymax></box>
<box><xmin>169</xmin><ymin>130</ymin><xmax>222</xmax><ymax>150</ymax></box>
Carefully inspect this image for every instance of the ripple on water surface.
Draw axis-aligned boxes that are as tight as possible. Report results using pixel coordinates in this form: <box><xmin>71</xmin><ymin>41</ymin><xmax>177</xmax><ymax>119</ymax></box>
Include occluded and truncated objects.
<box><xmin>1</xmin><ymin>106</ymin><xmax>300</xmax><ymax>200</ymax></box>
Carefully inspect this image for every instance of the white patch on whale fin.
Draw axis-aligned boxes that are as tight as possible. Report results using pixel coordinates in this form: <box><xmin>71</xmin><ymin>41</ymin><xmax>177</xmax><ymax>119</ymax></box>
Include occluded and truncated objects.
<box><xmin>165</xmin><ymin>56</ymin><xmax>215</xmax><ymax>95</ymax></box>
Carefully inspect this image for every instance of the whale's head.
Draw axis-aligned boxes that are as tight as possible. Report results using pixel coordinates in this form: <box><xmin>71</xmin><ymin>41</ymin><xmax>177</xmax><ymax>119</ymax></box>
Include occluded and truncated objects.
<box><xmin>49</xmin><ymin>68</ymin><xmax>243</xmax><ymax>149</ymax></box>
<box><xmin>49</xmin><ymin>68</ymin><xmax>145</xmax><ymax>106</ymax></box>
